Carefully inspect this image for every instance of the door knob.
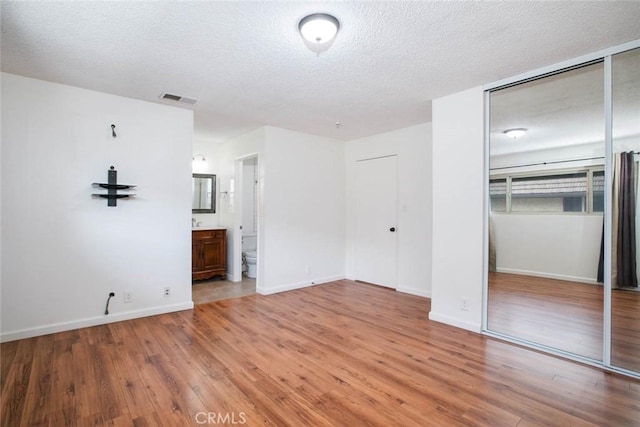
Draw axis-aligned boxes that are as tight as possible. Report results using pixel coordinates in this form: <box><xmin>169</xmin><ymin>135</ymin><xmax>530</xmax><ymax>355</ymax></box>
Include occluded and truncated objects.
<box><xmin>390</xmin><ymin>227</ymin><xmax>396</xmax><ymax>232</ymax></box>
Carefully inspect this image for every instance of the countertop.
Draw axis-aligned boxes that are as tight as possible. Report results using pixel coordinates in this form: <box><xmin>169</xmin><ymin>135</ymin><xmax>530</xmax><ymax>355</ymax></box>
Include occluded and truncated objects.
<box><xmin>192</xmin><ymin>226</ymin><xmax>226</xmax><ymax>231</ymax></box>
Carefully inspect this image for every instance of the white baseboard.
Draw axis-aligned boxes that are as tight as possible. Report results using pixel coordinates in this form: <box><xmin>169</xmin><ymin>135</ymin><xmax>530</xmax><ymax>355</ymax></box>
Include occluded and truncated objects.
<box><xmin>396</xmin><ymin>286</ymin><xmax>431</xmax><ymax>298</ymax></box>
<box><xmin>0</xmin><ymin>301</ymin><xmax>194</xmax><ymax>343</ymax></box>
<box><xmin>496</xmin><ymin>267</ymin><xmax>599</xmax><ymax>285</ymax></box>
<box><xmin>257</xmin><ymin>275</ymin><xmax>345</xmax><ymax>296</ymax></box>
<box><xmin>428</xmin><ymin>311</ymin><xmax>481</xmax><ymax>333</ymax></box>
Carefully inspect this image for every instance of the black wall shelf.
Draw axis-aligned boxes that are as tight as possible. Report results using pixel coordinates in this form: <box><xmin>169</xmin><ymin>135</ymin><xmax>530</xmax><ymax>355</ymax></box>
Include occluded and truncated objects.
<box><xmin>94</xmin><ymin>183</ymin><xmax>136</xmax><ymax>190</ymax></box>
<box><xmin>92</xmin><ymin>166</ymin><xmax>136</xmax><ymax>206</ymax></box>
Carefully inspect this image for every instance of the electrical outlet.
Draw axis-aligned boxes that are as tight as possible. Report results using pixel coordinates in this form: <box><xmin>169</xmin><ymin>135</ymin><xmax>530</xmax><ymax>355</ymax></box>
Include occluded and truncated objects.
<box><xmin>461</xmin><ymin>298</ymin><xmax>469</xmax><ymax>311</ymax></box>
<box><xmin>164</xmin><ymin>287</ymin><xmax>171</xmax><ymax>297</ymax></box>
<box><xmin>124</xmin><ymin>291</ymin><xmax>133</xmax><ymax>303</ymax></box>
<box><xmin>305</xmin><ymin>265</ymin><xmax>311</xmax><ymax>275</ymax></box>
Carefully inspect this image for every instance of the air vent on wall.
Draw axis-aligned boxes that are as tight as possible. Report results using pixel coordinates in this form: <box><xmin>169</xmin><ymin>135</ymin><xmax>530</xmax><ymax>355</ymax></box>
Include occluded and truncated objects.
<box><xmin>159</xmin><ymin>92</ymin><xmax>198</xmax><ymax>105</ymax></box>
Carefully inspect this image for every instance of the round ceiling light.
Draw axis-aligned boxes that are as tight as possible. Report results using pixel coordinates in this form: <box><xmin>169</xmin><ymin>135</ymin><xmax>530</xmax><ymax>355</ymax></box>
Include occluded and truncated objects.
<box><xmin>299</xmin><ymin>13</ymin><xmax>340</xmax><ymax>45</ymax></box>
<box><xmin>503</xmin><ymin>128</ymin><xmax>527</xmax><ymax>139</ymax></box>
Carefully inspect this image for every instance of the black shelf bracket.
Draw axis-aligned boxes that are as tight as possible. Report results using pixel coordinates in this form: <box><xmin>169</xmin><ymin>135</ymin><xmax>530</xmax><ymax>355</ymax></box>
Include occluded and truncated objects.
<box><xmin>92</xmin><ymin>166</ymin><xmax>136</xmax><ymax>206</ymax></box>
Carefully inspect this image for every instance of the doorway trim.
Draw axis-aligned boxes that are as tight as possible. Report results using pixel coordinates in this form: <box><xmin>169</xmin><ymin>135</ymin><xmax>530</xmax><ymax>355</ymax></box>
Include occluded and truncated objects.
<box><xmin>233</xmin><ymin>153</ymin><xmax>261</xmax><ymax>290</ymax></box>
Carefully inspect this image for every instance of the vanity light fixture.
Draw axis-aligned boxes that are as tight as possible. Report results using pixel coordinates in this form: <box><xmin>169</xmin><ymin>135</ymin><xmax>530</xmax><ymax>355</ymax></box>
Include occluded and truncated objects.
<box><xmin>192</xmin><ymin>154</ymin><xmax>207</xmax><ymax>173</ymax></box>
<box><xmin>503</xmin><ymin>128</ymin><xmax>527</xmax><ymax>139</ymax></box>
<box><xmin>299</xmin><ymin>13</ymin><xmax>340</xmax><ymax>54</ymax></box>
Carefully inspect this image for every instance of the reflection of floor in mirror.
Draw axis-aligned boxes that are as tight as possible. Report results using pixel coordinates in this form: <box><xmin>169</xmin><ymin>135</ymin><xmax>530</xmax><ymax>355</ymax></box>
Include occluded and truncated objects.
<box><xmin>488</xmin><ymin>272</ymin><xmax>640</xmax><ymax>372</ymax></box>
<box><xmin>192</xmin><ymin>276</ymin><xmax>256</xmax><ymax>305</ymax></box>
<box><xmin>612</xmin><ymin>287</ymin><xmax>640</xmax><ymax>370</ymax></box>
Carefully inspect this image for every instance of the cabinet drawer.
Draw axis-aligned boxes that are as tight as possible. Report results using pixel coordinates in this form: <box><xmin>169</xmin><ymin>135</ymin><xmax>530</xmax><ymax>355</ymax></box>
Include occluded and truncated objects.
<box><xmin>192</xmin><ymin>229</ymin><xmax>225</xmax><ymax>240</ymax></box>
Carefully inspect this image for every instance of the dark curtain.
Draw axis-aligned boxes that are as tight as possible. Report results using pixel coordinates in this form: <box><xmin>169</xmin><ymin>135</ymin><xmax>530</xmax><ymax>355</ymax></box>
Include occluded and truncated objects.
<box><xmin>617</xmin><ymin>151</ymin><xmax>637</xmax><ymax>287</ymax></box>
<box><xmin>489</xmin><ymin>218</ymin><xmax>496</xmax><ymax>272</ymax></box>
<box><xmin>597</xmin><ymin>223</ymin><xmax>605</xmax><ymax>283</ymax></box>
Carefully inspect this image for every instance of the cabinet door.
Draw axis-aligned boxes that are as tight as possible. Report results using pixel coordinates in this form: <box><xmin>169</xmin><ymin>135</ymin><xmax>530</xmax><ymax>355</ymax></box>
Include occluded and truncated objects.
<box><xmin>192</xmin><ymin>241</ymin><xmax>202</xmax><ymax>272</ymax></box>
<box><xmin>202</xmin><ymin>238</ymin><xmax>224</xmax><ymax>270</ymax></box>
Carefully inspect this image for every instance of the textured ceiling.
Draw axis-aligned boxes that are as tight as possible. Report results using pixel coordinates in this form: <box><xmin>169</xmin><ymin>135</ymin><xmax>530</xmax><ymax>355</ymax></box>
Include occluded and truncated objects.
<box><xmin>490</xmin><ymin>49</ymin><xmax>640</xmax><ymax>156</ymax></box>
<box><xmin>2</xmin><ymin>1</ymin><xmax>640</xmax><ymax>143</ymax></box>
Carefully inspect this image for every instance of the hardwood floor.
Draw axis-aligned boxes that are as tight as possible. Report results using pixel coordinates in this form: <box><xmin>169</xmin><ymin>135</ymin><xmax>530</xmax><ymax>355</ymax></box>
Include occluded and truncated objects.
<box><xmin>2</xmin><ymin>280</ymin><xmax>640</xmax><ymax>426</ymax></box>
<box><xmin>192</xmin><ymin>277</ymin><xmax>256</xmax><ymax>305</ymax></box>
<box><xmin>488</xmin><ymin>272</ymin><xmax>640</xmax><ymax>372</ymax></box>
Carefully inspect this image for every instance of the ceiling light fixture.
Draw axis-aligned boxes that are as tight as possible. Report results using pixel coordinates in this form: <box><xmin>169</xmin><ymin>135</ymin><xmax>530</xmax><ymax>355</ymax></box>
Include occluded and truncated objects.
<box><xmin>298</xmin><ymin>13</ymin><xmax>340</xmax><ymax>54</ymax></box>
<box><xmin>503</xmin><ymin>128</ymin><xmax>527</xmax><ymax>139</ymax></box>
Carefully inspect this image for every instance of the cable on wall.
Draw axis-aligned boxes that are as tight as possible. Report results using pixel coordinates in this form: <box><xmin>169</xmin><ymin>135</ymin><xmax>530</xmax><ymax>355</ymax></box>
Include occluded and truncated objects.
<box><xmin>105</xmin><ymin>292</ymin><xmax>115</xmax><ymax>315</ymax></box>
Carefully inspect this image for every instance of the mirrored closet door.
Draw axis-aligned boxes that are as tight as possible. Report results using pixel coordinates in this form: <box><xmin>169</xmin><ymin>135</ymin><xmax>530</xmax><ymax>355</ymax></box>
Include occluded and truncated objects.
<box><xmin>611</xmin><ymin>47</ymin><xmax>640</xmax><ymax>373</ymax></box>
<box><xmin>487</xmin><ymin>62</ymin><xmax>605</xmax><ymax>361</ymax></box>
<box><xmin>486</xmin><ymin>44</ymin><xmax>640</xmax><ymax>377</ymax></box>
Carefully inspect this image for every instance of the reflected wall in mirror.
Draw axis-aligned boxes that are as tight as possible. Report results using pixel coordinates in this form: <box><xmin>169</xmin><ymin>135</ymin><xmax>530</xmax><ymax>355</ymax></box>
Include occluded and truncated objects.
<box><xmin>487</xmin><ymin>62</ymin><xmax>605</xmax><ymax>360</ymax></box>
<box><xmin>193</xmin><ymin>173</ymin><xmax>216</xmax><ymax>213</ymax></box>
<box><xmin>611</xmin><ymin>47</ymin><xmax>640</xmax><ymax>372</ymax></box>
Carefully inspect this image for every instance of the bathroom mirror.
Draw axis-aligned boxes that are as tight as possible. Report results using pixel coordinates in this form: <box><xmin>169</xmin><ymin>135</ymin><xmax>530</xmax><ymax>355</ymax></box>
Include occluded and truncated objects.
<box><xmin>192</xmin><ymin>173</ymin><xmax>216</xmax><ymax>213</ymax></box>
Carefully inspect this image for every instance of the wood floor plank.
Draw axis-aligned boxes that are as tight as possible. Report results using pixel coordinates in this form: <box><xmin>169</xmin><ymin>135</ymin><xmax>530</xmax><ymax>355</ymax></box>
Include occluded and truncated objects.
<box><xmin>21</xmin><ymin>334</ymin><xmax>55</xmax><ymax>425</ymax></box>
<box><xmin>2</xmin><ymin>280</ymin><xmax>639</xmax><ymax>426</ymax></box>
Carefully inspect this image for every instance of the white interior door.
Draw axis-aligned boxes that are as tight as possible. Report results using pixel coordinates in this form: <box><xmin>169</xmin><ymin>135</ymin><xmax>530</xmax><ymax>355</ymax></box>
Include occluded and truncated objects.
<box><xmin>355</xmin><ymin>155</ymin><xmax>398</xmax><ymax>288</ymax></box>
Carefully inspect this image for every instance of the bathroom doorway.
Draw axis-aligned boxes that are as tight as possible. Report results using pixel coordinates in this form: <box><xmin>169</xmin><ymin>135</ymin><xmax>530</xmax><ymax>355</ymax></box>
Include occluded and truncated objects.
<box><xmin>193</xmin><ymin>154</ymin><xmax>259</xmax><ymax>305</ymax></box>
<box><xmin>239</xmin><ymin>156</ymin><xmax>259</xmax><ymax>281</ymax></box>
<box><xmin>226</xmin><ymin>153</ymin><xmax>260</xmax><ymax>297</ymax></box>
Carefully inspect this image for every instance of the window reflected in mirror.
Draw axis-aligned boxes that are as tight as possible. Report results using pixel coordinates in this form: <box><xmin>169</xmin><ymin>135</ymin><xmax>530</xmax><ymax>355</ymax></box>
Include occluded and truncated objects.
<box><xmin>489</xmin><ymin>179</ymin><xmax>507</xmax><ymax>212</ymax></box>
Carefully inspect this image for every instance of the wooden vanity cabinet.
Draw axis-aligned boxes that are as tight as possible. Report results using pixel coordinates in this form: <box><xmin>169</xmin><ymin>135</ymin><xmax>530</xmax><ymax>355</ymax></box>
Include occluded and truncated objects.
<box><xmin>192</xmin><ymin>229</ymin><xmax>226</xmax><ymax>281</ymax></box>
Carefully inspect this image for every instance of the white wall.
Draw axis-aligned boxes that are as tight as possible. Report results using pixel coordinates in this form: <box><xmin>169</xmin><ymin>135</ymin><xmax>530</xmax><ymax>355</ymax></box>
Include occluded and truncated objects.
<box><xmin>218</xmin><ymin>128</ymin><xmax>265</xmax><ymax>282</ymax></box>
<box><xmin>218</xmin><ymin>126</ymin><xmax>346</xmax><ymax>291</ymax></box>
<box><xmin>260</xmin><ymin>127</ymin><xmax>346</xmax><ymax>294</ymax></box>
<box><xmin>1</xmin><ymin>73</ymin><xmax>194</xmax><ymax>342</ymax></box>
<box><xmin>345</xmin><ymin>123</ymin><xmax>432</xmax><ymax>297</ymax></box>
<box><xmin>430</xmin><ymin>86</ymin><xmax>485</xmax><ymax>332</ymax></box>
<box><xmin>492</xmin><ymin>213</ymin><xmax>603</xmax><ymax>283</ymax></box>
<box><xmin>192</xmin><ymin>138</ymin><xmax>223</xmax><ymax>228</ymax></box>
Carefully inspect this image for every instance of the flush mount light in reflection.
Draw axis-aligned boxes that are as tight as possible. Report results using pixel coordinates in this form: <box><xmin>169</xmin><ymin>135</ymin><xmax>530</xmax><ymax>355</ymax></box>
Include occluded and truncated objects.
<box><xmin>503</xmin><ymin>128</ymin><xmax>527</xmax><ymax>139</ymax></box>
<box><xmin>299</xmin><ymin>13</ymin><xmax>340</xmax><ymax>54</ymax></box>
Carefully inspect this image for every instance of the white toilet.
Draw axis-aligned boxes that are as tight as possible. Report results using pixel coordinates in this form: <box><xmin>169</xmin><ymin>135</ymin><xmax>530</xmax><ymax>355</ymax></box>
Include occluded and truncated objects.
<box><xmin>244</xmin><ymin>250</ymin><xmax>257</xmax><ymax>278</ymax></box>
